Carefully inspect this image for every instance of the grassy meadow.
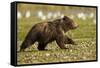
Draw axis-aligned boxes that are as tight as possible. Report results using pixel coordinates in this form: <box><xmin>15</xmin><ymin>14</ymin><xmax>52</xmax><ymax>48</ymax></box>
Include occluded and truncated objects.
<box><xmin>17</xmin><ymin>4</ymin><xmax>97</xmax><ymax>65</ymax></box>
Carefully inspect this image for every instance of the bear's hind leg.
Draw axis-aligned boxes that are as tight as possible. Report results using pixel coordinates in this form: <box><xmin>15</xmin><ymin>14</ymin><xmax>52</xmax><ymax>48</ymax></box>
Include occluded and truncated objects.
<box><xmin>38</xmin><ymin>43</ymin><xmax>47</xmax><ymax>50</ymax></box>
<box><xmin>20</xmin><ymin>40</ymin><xmax>35</xmax><ymax>52</ymax></box>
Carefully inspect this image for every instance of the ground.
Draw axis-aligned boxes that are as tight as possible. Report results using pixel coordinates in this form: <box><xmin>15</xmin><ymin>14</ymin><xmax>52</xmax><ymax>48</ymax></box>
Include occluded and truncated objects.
<box><xmin>17</xmin><ymin>38</ymin><xmax>96</xmax><ymax>65</ymax></box>
<box><xmin>17</xmin><ymin>16</ymin><xmax>96</xmax><ymax>65</ymax></box>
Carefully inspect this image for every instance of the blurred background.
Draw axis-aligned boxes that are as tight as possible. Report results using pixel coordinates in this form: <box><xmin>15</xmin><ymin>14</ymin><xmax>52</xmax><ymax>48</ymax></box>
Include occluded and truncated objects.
<box><xmin>17</xmin><ymin>3</ymin><xmax>96</xmax><ymax>41</ymax></box>
<box><xmin>17</xmin><ymin>3</ymin><xmax>97</xmax><ymax>65</ymax></box>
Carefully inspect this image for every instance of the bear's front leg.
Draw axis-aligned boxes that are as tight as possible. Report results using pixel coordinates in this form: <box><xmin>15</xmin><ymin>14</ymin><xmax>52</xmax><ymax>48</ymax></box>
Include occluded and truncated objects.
<box><xmin>56</xmin><ymin>35</ymin><xmax>67</xmax><ymax>49</ymax></box>
<box><xmin>64</xmin><ymin>35</ymin><xmax>76</xmax><ymax>45</ymax></box>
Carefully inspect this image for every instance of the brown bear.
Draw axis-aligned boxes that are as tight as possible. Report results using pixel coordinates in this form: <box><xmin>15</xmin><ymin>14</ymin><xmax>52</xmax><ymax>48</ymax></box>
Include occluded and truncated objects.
<box><xmin>64</xmin><ymin>35</ymin><xmax>76</xmax><ymax>45</ymax></box>
<box><xmin>20</xmin><ymin>16</ymin><xmax>78</xmax><ymax>51</ymax></box>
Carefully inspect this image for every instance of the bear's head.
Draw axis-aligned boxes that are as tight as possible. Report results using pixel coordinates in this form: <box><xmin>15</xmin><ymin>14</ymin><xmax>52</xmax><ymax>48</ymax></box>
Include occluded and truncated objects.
<box><xmin>60</xmin><ymin>16</ymin><xmax>78</xmax><ymax>32</ymax></box>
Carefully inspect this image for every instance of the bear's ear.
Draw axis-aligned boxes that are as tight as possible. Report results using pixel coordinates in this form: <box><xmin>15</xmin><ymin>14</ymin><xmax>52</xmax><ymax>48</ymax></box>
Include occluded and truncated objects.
<box><xmin>63</xmin><ymin>16</ymin><xmax>69</xmax><ymax>20</ymax></box>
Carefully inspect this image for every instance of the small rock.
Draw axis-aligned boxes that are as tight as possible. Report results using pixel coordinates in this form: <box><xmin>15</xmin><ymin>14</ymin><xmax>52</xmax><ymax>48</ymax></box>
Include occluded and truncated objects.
<box><xmin>63</xmin><ymin>56</ymin><xmax>69</xmax><ymax>59</ymax></box>
<box><xmin>82</xmin><ymin>56</ymin><xmax>87</xmax><ymax>59</ymax></box>
<box><xmin>45</xmin><ymin>53</ymin><xmax>50</xmax><ymax>57</ymax></box>
<box><xmin>70</xmin><ymin>50</ymin><xmax>73</xmax><ymax>52</ymax></box>
<box><xmin>31</xmin><ymin>55</ymin><xmax>36</xmax><ymax>59</ymax></box>
<box><xmin>74</xmin><ymin>57</ymin><xmax>77</xmax><ymax>59</ymax></box>
<box><xmin>25</xmin><ymin>54</ymin><xmax>29</xmax><ymax>57</ymax></box>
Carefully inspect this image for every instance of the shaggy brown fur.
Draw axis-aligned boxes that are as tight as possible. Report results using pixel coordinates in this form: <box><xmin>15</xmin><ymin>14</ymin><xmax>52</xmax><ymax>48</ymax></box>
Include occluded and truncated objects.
<box><xmin>20</xmin><ymin>16</ymin><xmax>78</xmax><ymax>51</ymax></box>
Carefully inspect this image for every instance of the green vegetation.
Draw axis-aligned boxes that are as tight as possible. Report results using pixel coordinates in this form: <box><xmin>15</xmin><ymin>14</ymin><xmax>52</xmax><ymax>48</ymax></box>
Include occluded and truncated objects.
<box><xmin>17</xmin><ymin>39</ymin><xmax>96</xmax><ymax>65</ymax></box>
<box><xmin>17</xmin><ymin>4</ymin><xmax>96</xmax><ymax>65</ymax></box>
